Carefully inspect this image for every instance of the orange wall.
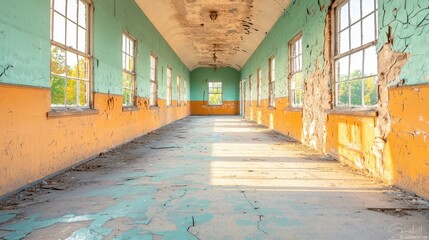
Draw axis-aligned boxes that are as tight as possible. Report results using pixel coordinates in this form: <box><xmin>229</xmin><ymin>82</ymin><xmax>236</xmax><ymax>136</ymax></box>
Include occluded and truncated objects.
<box><xmin>386</xmin><ymin>85</ymin><xmax>429</xmax><ymax>198</ymax></box>
<box><xmin>245</xmin><ymin>98</ymin><xmax>303</xmax><ymax>141</ymax></box>
<box><xmin>326</xmin><ymin>114</ymin><xmax>377</xmax><ymax>174</ymax></box>
<box><xmin>190</xmin><ymin>101</ymin><xmax>239</xmax><ymax>115</ymax></box>
<box><xmin>0</xmin><ymin>84</ymin><xmax>190</xmax><ymax>196</ymax></box>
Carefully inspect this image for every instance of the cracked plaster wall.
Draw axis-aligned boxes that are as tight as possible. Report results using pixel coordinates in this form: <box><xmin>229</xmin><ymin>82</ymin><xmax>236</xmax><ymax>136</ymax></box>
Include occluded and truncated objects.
<box><xmin>242</xmin><ymin>0</ymin><xmax>429</xmax><ymax>199</ymax></box>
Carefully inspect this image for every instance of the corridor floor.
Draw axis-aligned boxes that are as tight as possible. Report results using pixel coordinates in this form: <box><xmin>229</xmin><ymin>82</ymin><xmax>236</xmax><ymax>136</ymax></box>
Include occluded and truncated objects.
<box><xmin>1</xmin><ymin>116</ymin><xmax>428</xmax><ymax>240</ymax></box>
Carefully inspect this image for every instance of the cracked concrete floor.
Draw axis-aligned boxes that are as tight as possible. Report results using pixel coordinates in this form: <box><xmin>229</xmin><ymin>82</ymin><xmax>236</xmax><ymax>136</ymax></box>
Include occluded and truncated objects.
<box><xmin>1</xmin><ymin>116</ymin><xmax>429</xmax><ymax>240</ymax></box>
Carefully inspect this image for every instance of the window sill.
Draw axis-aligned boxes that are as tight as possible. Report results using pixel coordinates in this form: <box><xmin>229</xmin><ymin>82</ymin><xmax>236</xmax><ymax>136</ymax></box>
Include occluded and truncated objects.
<box><xmin>149</xmin><ymin>106</ymin><xmax>159</xmax><ymax>110</ymax></box>
<box><xmin>166</xmin><ymin>105</ymin><xmax>174</xmax><ymax>108</ymax></box>
<box><xmin>284</xmin><ymin>107</ymin><xmax>303</xmax><ymax>112</ymax></box>
<box><xmin>325</xmin><ymin>109</ymin><xmax>378</xmax><ymax>117</ymax></box>
<box><xmin>122</xmin><ymin>106</ymin><xmax>139</xmax><ymax>112</ymax></box>
<box><xmin>47</xmin><ymin>108</ymin><xmax>99</xmax><ymax>119</ymax></box>
<box><xmin>267</xmin><ymin>106</ymin><xmax>276</xmax><ymax>110</ymax></box>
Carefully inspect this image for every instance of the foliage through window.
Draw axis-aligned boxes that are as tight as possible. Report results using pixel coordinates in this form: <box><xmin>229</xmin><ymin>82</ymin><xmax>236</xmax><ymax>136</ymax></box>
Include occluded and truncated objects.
<box><xmin>334</xmin><ymin>0</ymin><xmax>378</xmax><ymax>108</ymax></box>
<box><xmin>208</xmin><ymin>82</ymin><xmax>222</xmax><ymax>106</ymax></box>
<box><xmin>122</xmin><ymin>33</ymin><xmax>136</xmax><ymax>106</ymax></box>
<box><xmin>166</xmin><ymin>67</ymin><xmax>172</xmax><ymax>106</ymax></box>
<box><xmin>289</xmin><ymin>34</ymin><xmax>303</xmax><ymax>107</ymax></box>
<box><xmin>149</xmin><ymin>54</ymin><xmax>158</xmax><ymax>106</ymax></box>
<box><xmin>257</xmin><ymin>68</ymin><xmax>262</xmax><ymax>106</ymax></box>
<box><xmin>268</xmin><ymin>57</ymin><xmax>276</xmax><ymax>107</ymax></box>
<box><xmin>50</xmin><ymin>0</ymin><xmax>91</xmax><ymax>107</ymax></box>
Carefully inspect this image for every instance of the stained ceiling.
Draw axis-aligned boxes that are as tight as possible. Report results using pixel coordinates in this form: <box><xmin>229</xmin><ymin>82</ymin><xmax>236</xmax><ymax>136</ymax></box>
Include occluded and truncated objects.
<box><xmin>135</xmin><ymin>0</ymin><xmax>292</xmax><ymax>70</ymax></box>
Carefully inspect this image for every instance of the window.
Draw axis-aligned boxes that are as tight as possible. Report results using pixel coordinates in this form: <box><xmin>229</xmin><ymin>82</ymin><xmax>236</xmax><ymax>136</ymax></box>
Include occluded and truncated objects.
<box><xmin>268</xmin><ymin>57</ymin><xmax>276</xmax><ymax>107</ymax></box>
<box><xmin>122</xmin><ymin>33</ymin><xmax>136</xmax><ymax>106</ymax></box>
<box><xmin>289</xmin><ymin>33</ymin><xmax>303</xmax><ymax>107</ymax></box>
<box><xmin>177</xmin><ymin>76</ymin><xmax>181</xmax><ymax>106</ymax></box>
<box><xmin>249</xmin><ymin>75</ymin><xmax>253</xmax><ymax>106</ymax></box>
<box><xmin>166</xmin><ymin>67</ymin><xmax>172</xmax><ymax>106</ymax></box>
<box><xmin>50</xmin><ymin>0</ymin><xmax>92</xmax><ymax>107</ymax></box>
<box><xmin>149</xmin><ymin>54</ymin><xmax>158</xmax><ymax>106</ymax></box>
<box><xmin>333</xmin><ymin>0</ymin><xmax>378</xmax><ymax>108</ymax></box>
<box><xmin>257</xmin><ymin>68</ymin><xmax>262</xmax><ymax>106</ymax></box>
<box><xmin>183</xmin><ymin>80</ymin><xmax>188</xmax><ymax>106</ymax></box>
<box><xmin>208</xmin><ymin>82</ymin><xmax>222</xmax><ymax>106</ymax></box>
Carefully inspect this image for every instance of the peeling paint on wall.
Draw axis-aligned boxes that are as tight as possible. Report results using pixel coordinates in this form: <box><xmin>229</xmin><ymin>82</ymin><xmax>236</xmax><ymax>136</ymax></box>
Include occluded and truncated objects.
<box><xmin>378</xmin><ymin>0</ymin><xmax>429</xmax><ymax>86</ymax></box>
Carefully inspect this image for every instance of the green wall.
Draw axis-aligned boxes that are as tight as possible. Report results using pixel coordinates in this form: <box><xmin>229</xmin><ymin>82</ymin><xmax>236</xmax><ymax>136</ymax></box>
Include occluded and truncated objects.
<box><xmin>378</xmin><ymin>0</ymin><xmax>429</xmax><ymax>86</ymax></box>
<box><xmin>0</xmin><ymin>0</ymin><xmax>51</xmax><ymax>87</ymax></box>
<box><xmin>190</xmin><ymin>67</ymin><xmax>240</xmax><ymax>101</ymax></box>
<box><xmin>0</xmin><ymin>0</ymin><xmax>190</xmax><ymax>100</ymax></box>
<box><xmin>240</xmin><ymin>0</ymin><xmax>330</xmax><ymax>100</ymax></box>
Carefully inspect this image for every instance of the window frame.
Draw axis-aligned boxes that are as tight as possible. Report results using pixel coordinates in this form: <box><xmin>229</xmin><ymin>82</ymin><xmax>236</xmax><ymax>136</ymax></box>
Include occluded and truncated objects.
<box><xmin>331</xmin><ymin>0</ymin><xmax>379</xmax><ymax>110</ymax></box>
<box><xmin>183</xmin><ymin>80</ymin><xmax>188</xmax><ymax>106</ymax></box>
<box><xmin>177</xmin><ymin>75</ymin><xmax>181</xmax><ymax>106</ymax></box>
<box><xmin>257</xmin><ymin>68</ymin><xmax>262</xmax><ymax>107</ymax></box>
<box><xmin>268</xmin><ymin>56</ymin><xmax>276</xmax><ymax>107</ymax></box>
<box><xmin>49</xmin><ymin>0</ymin><xmax>94</xmax><ymax>109</ymax></box>
<box><xmin>166</xmin><ymin>67</ymin><xmax>172</xmax><ymax>107</ymax></box>
<box><xmin>248</xmin><ymin>74</ymin><xmax>253</xmax><ymax>106</ymax></box>
<box><xmin>149</xmin><ymin>53</ymin><xmax>158</xmax><ymax>107</ymax></box>
<box><xmin>208</xmin><ymin>81</ymin><xmax>223</xmax><ymax>106</ymax></box>
<box><xmin>121</xmin><ymin>31</ymin><xmax>137</xmax><ymax>107</ymax></box>
<box><xmin>288</xmin><ymin>33</ymin><xmax>304</xmax><ymax>108</ymax></box>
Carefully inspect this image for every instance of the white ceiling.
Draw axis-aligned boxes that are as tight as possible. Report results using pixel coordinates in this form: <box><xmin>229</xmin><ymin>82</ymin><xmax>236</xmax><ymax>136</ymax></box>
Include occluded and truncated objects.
<box><xmin>135</xmin><ymin>0</ymin><xmax>292</xmax><ymax>70</ymax></box>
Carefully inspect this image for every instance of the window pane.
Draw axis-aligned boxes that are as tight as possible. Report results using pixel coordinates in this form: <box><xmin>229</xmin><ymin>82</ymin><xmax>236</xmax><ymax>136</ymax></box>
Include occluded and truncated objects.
<box><xmin>336</xmin><ymin>56</ymin><xmax>349</xmax><ymax>82</ymax></box>
<box><xmin>66</xmin><ymin>79</ymin><xmax>77</xmax><ymax>106</ymax></box>
<box><xmin>350</xmin><ymin>0</ymin><xmax>361</xmax><ymax>24</ymax></box>
<box><xmin>54</xmin><ymin>0</ymin><xmax>66</xmax><ymax>15</ymax></box>
<box><xmin>337</xmin><ymin>82</ymin><xmax>349</xmax><ymax>106</ymax></box>
<box><xmin>295</xmin><ymin>89</ymin><xmax>303</xmax><ymax>106</ymax></box>
<box><xmin>78</xmin><ymin>0</ymin><xmax>87</xmax><ymax>27</ymax></box>
<box><xmin>350</xmin><ymin>50</ymin><xmax>363</xmax><ymax>79</ymax></box>
<box><xmin>362</xmin><ymin>0</ymin><xmax>374</xmax><ymax>17</ymax></box>
<box><xmin>78</xmin><ymin>55</ymin><xmax>88</xmax><ymax>79</ymax></box>
<box><xmin>350</xmin><ymin>79</ymin><xmax>363</xmax><ymax>106</ymax></box>
<box><xmin>78</xmin><ymin>80</ymin><xmax>88</xmax><ymax>106</ymax></box>
<box><xmin>339</xmin><ymin>30</ymin><xmax>350</xmax><ymax>53</ymax></box>
<box><xmin>67</xmin><ymin>0</ymin><xmax>78</xmax><ymax>22</ymax></box>
<box><xmin>66</xmin><ymin>51</ymin><xmax>78</xmax><ymax>77</ymax></box>
<box><xmin>129</xmin><ymin>56</ymin><xmax>134</xmax><ymax>72</ymax></box>
<box><xmin>77</xmin><ymin>26</ymin><xmax>86</xmax><ymax>52</ymax></box>
<box><xmin>53</xmin><ymin>12</ymin><xmax>66</xmax><ymax>43</ymax></box>
<box><xmin>364</xmin><ymin>46</ymin><xmax>377</xmax><ymax>76</ymax></box>
<box><xmin>350</xmin><ymin>23</ymin><xmax>361</xmax><ymax>49</ymax></box>
<box><xmin>51</xmin><ymin>76</ymin><xmax>66</xmax><ymax>105</ymax></box>
<box><xmin>51</xmin><ymin>46</ymin><xmax>66</xmax><ymax>75</ymax></box>
<box><xmin>66</xmin><ymin>20</ymin><xmax>77</xmax><ymax>49</ymax></box>
<box><xmin>364</xmin><ymin>77</ymin><xmax>377</xmax><ymax>106</ymax></box>
<box><xmin>362</xmin><ymin>13</ymin><xmax>375</xmax><ymax>44</ymax></box>
<box><xmin>339</xmin><ymin>3</ymin><xmax>349</xmax><ymax>30</ymax></box>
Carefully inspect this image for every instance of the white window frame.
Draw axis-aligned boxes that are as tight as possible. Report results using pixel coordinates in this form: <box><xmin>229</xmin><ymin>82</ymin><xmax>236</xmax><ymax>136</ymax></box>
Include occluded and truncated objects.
<box><xmin>50</xmin><ymin>0</ymin><xmax>93</xmax><ymax>108</ymax></box>
<box><xmin>149</xmin><ymin>53</ymin><xmax>158</xmax><ymax>107</ymax></box>
<box><xmin>208</xmin><ymin>81</ymin><xmax>223</xmax><ymax>106</ymax></box>
<box><xmin>289</xmin><ymin>33</ymin><xmax>304</xmax><ymax>108</ymax></box>
<box><xmin>177</xmin><ymin>75</ymin><xmax>181</xmax><ymax>106</ymax></box>
<box><xmin>122</xmin><ymin>32</ymin><xmax>136</xmax><ymax>106</ymax></box>
<box><xmin>166</xmin><ymin>67</ymin><xmax>172</xmax><ymax>106</ymax></box>
<box><xmin>332</xmin><ymin>0</ymin><xmax>379</xmax><ymax>109</ymax></box>
<box><xmin>249</xmin><ymin>74</ymin><xmax>253</xmax><ymax>106</ymax></box>
<box><xmin>257</xmin><ymin>68</ymin><xmax>262</xmax><ymax>107</ymax></box>
<box><xmin>268</xmin><ymin>57</ymin><xmax>276</xmax><ymax>107</ymax></box>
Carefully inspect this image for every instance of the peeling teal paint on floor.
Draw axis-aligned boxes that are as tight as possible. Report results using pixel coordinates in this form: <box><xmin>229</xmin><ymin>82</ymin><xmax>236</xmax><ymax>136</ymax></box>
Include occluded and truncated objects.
<box><xmin>0</xmin><ymin>211</ymin><xmax>18</xmax><ymax>224</ymax></box>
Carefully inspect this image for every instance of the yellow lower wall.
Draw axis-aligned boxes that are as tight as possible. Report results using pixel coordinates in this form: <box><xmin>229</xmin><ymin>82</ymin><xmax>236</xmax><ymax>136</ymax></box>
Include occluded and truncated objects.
<box><xmin>386</xmin><ymin>85</ymin><xmax>429</xmax><ymax>198</ymax></box>
<box><xmin>0</xmin><ymin>84</ymin><xmax>190</xmax><ymax>196</ymax></box>
<box><xmin>245</xmin><ymin>98</ymin><xmax>303</xmax><ymax>141</ymax></box>
<box><xmin>326</xmin><ymin>114</ymin><xmax>377</xmax><ymax>174</ymax></box>
<box><xmin>190</xmin><ymin>101</ymin><xmax>239</xmax><ymax>115</ymax></box>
